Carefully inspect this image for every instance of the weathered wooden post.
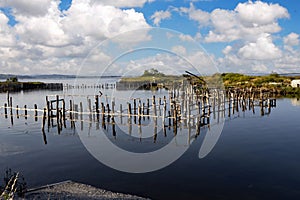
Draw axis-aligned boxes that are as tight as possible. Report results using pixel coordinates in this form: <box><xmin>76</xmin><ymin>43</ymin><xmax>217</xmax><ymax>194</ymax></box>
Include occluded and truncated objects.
<box><xmin>62</xmin><ymin>99</ymin><xmax>66</xmax><ymax>123</ymax></box>
<box><xmin>95</xmin><ymin>95</ymin><xmax>99</xmax><ymax>115</ymax></box>
<box><xmin>142</xmin><ymin>103</ymin><xmax>145</xmax><ymax>116</ymax></box>
<box><xmin>168</xmin><ymin>110</ymin><xmax>171</xmax><ymax>127</ymax></box>
<box><xmin>147</xmin><ymin>99</ymin><xmax>150</xmax><ymax>116</ymax></box>
<box><xmin>173</xmin><ymin>102</ymin><xmax>177</xmax><ymax>127</ymax></box>
<box><xmin>46</xmin><ymin>96</ymin><xmax>50</xmax><ymax>118</ymax></box>
<box><xmin>133</xmin><ymin>99</ymin><xmax>137</xmax><ymax>115</ymax></box>
<box><xmin>120</xmin><ymin>104</ymin><xmax>123</xmax><ymax>117</ymax></box>
<box><xmin>69</xmin><ymin>100</ymin><xmax>73</xmax><ymax>127</ymax></box>
<box><xmin>138</xmin><ymin>105</ymin><xmax>141</xmax><ymax>124</ymax></box>
<box><xmin>56</xmin><ymin>95</ymin><xmax>59</xmax><ymax>120</ymax></box>
<box><xmin>127</xmin><ymin>103</ymin><xmax>132</xmax><ymax>116</ymax></box>
<box><xmin>74</xmin><ymin>104</ymin><xmax>79</xmax><ymax>120</ymax></box>
<box><xmin>9</xmin><ymin>96</ymin><xmax>13</xmax><ymax>116</ymax></box>
<box><xmin>153</xmin><ymin>99</ymin><xmax>157</xmax><ymax>117</ymax></box>
<box><xmin>163</xmin><ymin>99</ymin><xmax>167</xmax><ymax>117</ymax></box>
<box><xmin>112</xmin><ymin>117</ymin><xmax>116</xmax><ymax>138</ymax></box>
<box><xmin>80</xmin><ymin>101</ymin><xmax>83</xmax><ymax>130</ymax></box>
<box><xmin>80</xmin><ymin>101</ymin><xmax>83</xmax><ymax>115</ymax></box>
<box><xmin>106</xmin><ymin>103</ymin><xmax>110</xmax><ymax>116</ymax></box>
<box><xmin>87</xmin><ymin>98</ymin><xmax>92</xmax><ymax>113</ymax></box>
<box><xmin>7</xmin><ymin>91</ymin><xmax>10</xmax><ymax>106</ymax></box>
<box><xmin>16</xmin><ymin>105</ymin><xmax>19</xmax><ymax>119</ymax></box>
<box><xmin>101</xmin><ymin>102</ymin><xmax>105</xmax><ymax>115</ymax></box>
<box><xmin>153</xmin><ymin>116</ymin><xmax>158</xmax><ymax>142</ymax></box>
<box><xmin>112</xmin><ymin>97</ymin><xmax>115</xmax><ymax>114</ymax></box>
<box><xmin>24</xmin><ymin>105</ymin><xmax>28</xmax><ymax>120</ymax></box>
<box><xmin>198</xmin><ymin>101</ymin><xmax>201</xmax><ymax>117</ymax></box>
<box><xmin>4</xmin><ymin>103</ymin><xmax>8</xmax><ymax>118</ymax></box>
<box><xmin>34</xmin><ymin>104</ymin><xmax>38</xmax><ymax>121</ymax></box>
<box><xmin>42</xmin><ymin>108</ymin><xmax>47</xmax><ymax>131</ymax></box>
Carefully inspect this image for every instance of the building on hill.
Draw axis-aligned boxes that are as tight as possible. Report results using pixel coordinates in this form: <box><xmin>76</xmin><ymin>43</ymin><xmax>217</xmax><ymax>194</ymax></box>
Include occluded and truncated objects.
<box><xmin>291</xmin><ymin>80</ymin><xmax>300</xmax><ymax>88</ymax></box>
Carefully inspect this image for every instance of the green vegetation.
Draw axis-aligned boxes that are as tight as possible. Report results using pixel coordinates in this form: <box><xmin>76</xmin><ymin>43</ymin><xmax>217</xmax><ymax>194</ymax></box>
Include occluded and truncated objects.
<box><xmin>220</xmin><ymin>72</ymin><xmax>298</xmax><ymax>88</ymax></box>
<box><xmin>6</xmin><ymin>76</ymin><xmax>18</xmax><ymax>83</ymax></box>
<box><xmin>216</xmin><ymin>72</ymin><xmax>300</xmax><ymax>95</ymax></box>
<box><xmin>141</xmin><ymin>68</ymin><xmax>165</xmax><ymax>77</ymax></box>
<box><xmin>120</xmin><ymin>69</ymin><xmax>184</xmax><ymax>83</ymax></box>
<box><xmin>119</xmin><ymin>69</ymin><xmax>300</xmax><ymax>95</ymax></box>
<box><xmin>0</xmin><ymin>79</ymin><xmax>62</xmax><ymax>92</ymax></box>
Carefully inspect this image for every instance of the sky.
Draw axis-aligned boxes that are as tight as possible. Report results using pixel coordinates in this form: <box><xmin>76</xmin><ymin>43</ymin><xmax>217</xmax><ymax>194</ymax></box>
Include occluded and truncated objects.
<box><xmin>0</xmin><ymin>0</ymin><xmax>299</xmax><ymax>76</ymax></box>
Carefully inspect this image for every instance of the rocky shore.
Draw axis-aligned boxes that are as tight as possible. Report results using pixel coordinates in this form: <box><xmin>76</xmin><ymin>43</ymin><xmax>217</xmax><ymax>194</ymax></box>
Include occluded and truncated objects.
<box><xmin>23</xmin><ymin>181</ymin><xmax>149</xmax><ymax>200</ymax></box>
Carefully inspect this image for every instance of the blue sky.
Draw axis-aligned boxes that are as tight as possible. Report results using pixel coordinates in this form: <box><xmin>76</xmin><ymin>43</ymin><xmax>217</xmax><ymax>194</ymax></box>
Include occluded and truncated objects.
<box><xmin>0</xmin><ymin>0</ymin><xmax>299</xmax><ymax>75</ymax></box>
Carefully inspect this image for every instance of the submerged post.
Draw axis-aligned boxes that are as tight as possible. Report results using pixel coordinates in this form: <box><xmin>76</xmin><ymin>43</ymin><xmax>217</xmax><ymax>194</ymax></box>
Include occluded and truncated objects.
<box><xmin>16</xmin><ymin>105</ymin><xmax>19</xmax><ymax>118</ymax></box>
<box><xmin>56</xmin><ymin>95</ymin><xmax>59</xmax><ymax>120</ymax></box>
<box><xmin>95</xmin><ymin>95</ymin><xmax>99</xmax><ymax>115</ymax></box>
<box><xmin>62</xmin><ymin>99</ymin><xmax>66</xmax><ymax>122</ymax></box>
<box><xmin>128</xmin><ymin>103</ymin><xmax>132</xmax><ymax>116</ymax></box>
<box><xmin>4</xmin><ymin>103</ymin><xmax>8</xmax><ymax>118</ymax></box>
<box><xmin>24</xmin><ymin>105</ymin><xmax>27</xmax><ymax>120</ymax></box>
<box><xmin>9</xmin><ymin>97</ymin><xmax>13</xmax><ymax>116</ymax></box>
<box><xmin>34</xmin><ymin>104</ymin><xmax>38</xmax><ymax>121</ymax></box>
<box><xmin>46</xmin><ymin>96</ymin><xmax>50</xmax><ymax>118</ymax></box>
<box><xmin>42</xmin><ymin>108</ymin><xmax>47</xmax><ymax>131</ymax></box>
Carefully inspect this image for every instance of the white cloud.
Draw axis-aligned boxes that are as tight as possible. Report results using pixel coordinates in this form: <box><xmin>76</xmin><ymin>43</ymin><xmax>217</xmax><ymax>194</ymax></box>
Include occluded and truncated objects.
<box><xmin>0</xmin><ymin>0</ymin><xmax>151</xmax><ymax>75</ymax></box>
<box><xmin>62</xmin><ymin>3</ymin><xmax>149</xmax><ymax>40</ymax></box>
<box><xmin>179</xmin><ymin>34</ymin><xmax>194</xmax><ymax>42</ymax></box>
<box><xmin>235</xmin><ymin>1</ymin><xmax>289</xmax><ymax>27</ymax></box>
<box><xmin>284</xmin><ymin>32</ymin><xmax>299</xmax><ymax>47</ymax></box>
<box><xmin>166</xmin><ymin>32</ymin><xmax>174</xmax><ymax>39</ymax></box>
<box><xmin>112</xmin><ymin>49</ymin><xmax>217</xmax><ymax>76</ymax></box>
<box><xmin>0</xmin><ymin>0</ymin><xmax>53</xmax><ymax>16</ymax></box>
<box><xmin>0</xmin><ymin>12</ymin><xmax>16</xmax><ymax>47</ymax></box>
<box><xmin>171</xmin><ymin>45</ymin><xmax>187</xmax><ymax>55</ymax></box>
<box><xmin>238</xmin><ymin>34</ymin><xmax>282</xmax><ymax>60</ymax></box>
<box><xmin>150</xmin><ymin>10</ymin><xmax>171</xmax><ymax>26</ymax></box>
<box><xmin>204</xmin><ymin>1</ymin><xmax>289</xmax><ymax>43</ymax></box>
<box><xmin>222</xmin><ymin>45</ymin><xmax>232</xmax><ymax>55</ymax></box>
<box><xmin>164</xmin><ymin>1</ymin><xmax>297</xmax><ymax>74</ymax></box>
<box><xmin>252</xmin><ymin>63</ymin><xmax>268</xmax><ymax>72</ymax></box>
<box><xmin>178</xmin><ymin>3</ymin><xmax>210</xmax><ymax>26</ymax></box>
<box><xmin>93</xmin><ymin>0</ymin><xmax>155</xmax><ymax>8</ymax></box>
<box><xmin>175</xmin><ymin>1</ymin><xmax>289</xmax><ymax>43</ymax></box>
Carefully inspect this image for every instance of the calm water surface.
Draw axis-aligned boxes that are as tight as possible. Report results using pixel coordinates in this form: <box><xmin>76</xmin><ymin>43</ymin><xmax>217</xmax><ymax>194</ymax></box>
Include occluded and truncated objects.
<box><xmin>1</xmin><ymin>78</ymin><xmax>300</xmax><ymax>200</ymax></box>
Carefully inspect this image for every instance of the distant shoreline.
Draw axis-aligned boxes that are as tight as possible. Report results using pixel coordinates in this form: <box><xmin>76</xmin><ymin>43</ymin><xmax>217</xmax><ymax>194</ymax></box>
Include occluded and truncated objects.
<box><xmin>0</xmin><ymin>81</ymin><xmax>63</xmax><ymax>93</ymax></box>
<box><xmin>0</xmin><ymin>74</ymin><xmax>122</xmax><ymax>80</ymax></box>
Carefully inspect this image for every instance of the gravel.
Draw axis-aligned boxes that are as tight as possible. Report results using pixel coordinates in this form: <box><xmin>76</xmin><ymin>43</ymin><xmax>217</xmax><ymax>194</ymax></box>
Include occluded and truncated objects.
<box><xmin>23</xmin><ymin>181</ymin><xmax>149</xmax><ymax>200</ymax></box>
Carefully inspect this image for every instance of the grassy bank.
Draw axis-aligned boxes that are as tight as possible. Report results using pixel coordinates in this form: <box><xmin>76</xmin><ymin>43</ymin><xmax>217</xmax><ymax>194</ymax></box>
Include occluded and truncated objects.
<box><xmin>0</xmin><ymin>78</ymin><xmax>63</xmax><ymax>92</ymax></box>
<box><xmin>119</xmin><ymin>70</ymin><xmax>300</xmax><ymax>95</ymax></box>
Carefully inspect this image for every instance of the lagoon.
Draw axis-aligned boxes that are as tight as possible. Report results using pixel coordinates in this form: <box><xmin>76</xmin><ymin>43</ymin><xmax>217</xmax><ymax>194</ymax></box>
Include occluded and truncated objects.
<box><xmin>1</xmin><ymin>78</ymin><xmax>300</xmax><ymax>199</ymax></box>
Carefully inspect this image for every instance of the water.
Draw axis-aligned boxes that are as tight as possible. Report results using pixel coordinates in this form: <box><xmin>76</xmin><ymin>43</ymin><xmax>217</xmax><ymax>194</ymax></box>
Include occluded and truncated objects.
<box><xmin>1</xmin><ymin>78</ymin><xmax>300</xmax><ymax>199</ymax></box>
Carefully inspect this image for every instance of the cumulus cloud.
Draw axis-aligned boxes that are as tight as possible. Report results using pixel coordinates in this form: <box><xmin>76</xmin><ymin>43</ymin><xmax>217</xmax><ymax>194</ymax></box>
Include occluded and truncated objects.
<box><xmin>0</xmin><ymin>0</ymin><xmax>53</xmax><ymax>16</ymax></box>
<box><xmin>175</xmin><ymin>1</ymin><xmax>289</xmax><ymax>43</ymax></box>
<box><xmin>0</xmin><ymin>12</ymin><xmax>16</xmax><ymax>47</ymax></box>
<box><xmin>222</xmin><ymin>45</ymin><xmax>232</xmax><ymax>55</ymax></box>
<box><xmin>93</xmin><ymin>0</ymin><xmax>155</xmax><ymax>8</ymax></box>
<box><xmin>235</xmin><ymin>1</ymin><xmax>289</xmax><ymax>27</ymax></box>
<box><xmin>178</xmin><ymin>3</ymin><xmax>210</xmax><ymax>26</ymax></box>
<box><xmin>116</xmin><ymin>50</ymin><xmax>216</xmax><ymax>76</ymax></box>
<box><xmin>0</xmin><ymin>0</ymin><xmax>151</xmax><ymax>75</ymax></box>
<box><xmin>150</xmin><ymin>10</ymin><xmax>171</xmax><ymax>26</ymax></box>
<box><xmin>238</xmin><ymin>34</ymin><xmax>282</xmax><ymax>60</ymax></box>
<box><xmin>284</xmin><ymin>32</ymin><xmax>299</xmax><ymax>47</ymax></box>
<box><xmin>179</xmin><ymin>34</ymin><xmax>194</xmax><ymax>42</ymax></box>
<box><xmin>171</xmin><ymin>45</ymin><xmax>187</xmax><ymax>55</ymax></box>
<box><xmin>172</xmin><ymin>1</ymin><xmax>294</xmax><ymax>73</ymax></box>
<box><xmin>205</xmin><ymin>1</ymin><xmax>289</xmax><ymax>43</ymax></box>
<box><xmin>252</xmin><ymin>63</ymin><xmax>268</xmax><ymax>72</ymax></box>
